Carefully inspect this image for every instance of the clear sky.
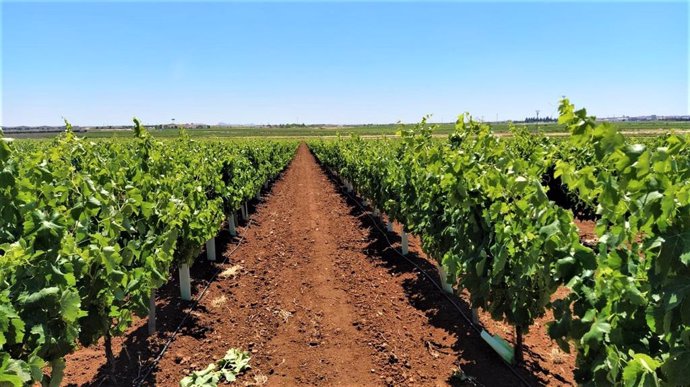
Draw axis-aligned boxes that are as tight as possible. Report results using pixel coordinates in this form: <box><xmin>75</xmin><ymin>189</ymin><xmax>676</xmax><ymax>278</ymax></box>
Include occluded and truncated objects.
<box><xmin>1</xmin><ymin>1</ymin><xmax>688</xmax><ymax>126</ymax></box>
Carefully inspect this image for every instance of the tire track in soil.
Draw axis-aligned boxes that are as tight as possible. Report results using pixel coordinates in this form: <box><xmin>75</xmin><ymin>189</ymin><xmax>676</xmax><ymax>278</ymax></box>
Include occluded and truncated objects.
<box><xmin>63</xmin><ymin>143</ymin><xmax>539</xmax><ymax>386</ymax></box>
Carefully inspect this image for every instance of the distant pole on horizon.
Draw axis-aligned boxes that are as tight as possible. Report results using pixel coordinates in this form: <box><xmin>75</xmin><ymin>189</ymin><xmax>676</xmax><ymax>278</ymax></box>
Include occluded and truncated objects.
<box><xmin>536</xmin><ymin>110</ymin><xmax>540</xmax><ymax>131</ymax></box>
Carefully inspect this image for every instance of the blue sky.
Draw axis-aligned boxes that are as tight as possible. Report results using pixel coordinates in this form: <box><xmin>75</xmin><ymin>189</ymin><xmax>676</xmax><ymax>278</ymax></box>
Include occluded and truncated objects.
<box><xmin>1</xmin><ymin>1</ymin><xmax>688</xmax><ymax>126</ymax></box>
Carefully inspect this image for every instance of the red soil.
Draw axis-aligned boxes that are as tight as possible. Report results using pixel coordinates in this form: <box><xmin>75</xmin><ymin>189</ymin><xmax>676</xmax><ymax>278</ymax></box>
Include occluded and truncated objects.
<box><xmin>574</xmin><ymin>219</ymin><xmax>597</xmax><ymax>245</ymax></box>
<box><xmin>63</xmin><ymin>144</ymin><xmax>575</xmax><ymax>386</ymax></box>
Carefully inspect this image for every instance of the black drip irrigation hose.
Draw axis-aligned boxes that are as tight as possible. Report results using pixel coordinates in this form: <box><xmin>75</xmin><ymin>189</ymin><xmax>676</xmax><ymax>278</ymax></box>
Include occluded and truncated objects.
<box><xmin>133</xmin><ymin>217</ymin><xmax>254</xmax><ymax>387</ymax></box>
<box><xmin>333</xmin><ymin>175</ymin><xmax>534</xmax><ymax>387</ymax></box>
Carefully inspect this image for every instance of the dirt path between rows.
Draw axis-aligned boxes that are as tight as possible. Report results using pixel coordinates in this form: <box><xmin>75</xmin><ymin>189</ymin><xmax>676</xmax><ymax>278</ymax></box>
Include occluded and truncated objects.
<box><xmin>246</xmin><ymin>142</ymin><xmax>379</xmax><ymax>386</ymax></box>
<box><xmin>63</xmin><ymin>143</ymin><xmax>571</xmax><ymax>386</ymax></box>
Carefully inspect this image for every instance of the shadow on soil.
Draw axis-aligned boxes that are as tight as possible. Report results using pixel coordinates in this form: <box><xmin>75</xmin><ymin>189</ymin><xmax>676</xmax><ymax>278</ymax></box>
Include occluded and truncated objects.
<box><xmin>66</xmin><ymin>176</ymin><xmax>284</xmax><ymax>386</ymax></box>
<box><xmin>68</xmin><ymin>234</ymin><xmax>235</xmax><ymax>386</ymax></box>
<box><xmin>317</xmin><ymin>163</ymin><xmax>569</xmax><ymax>387</ymax></box>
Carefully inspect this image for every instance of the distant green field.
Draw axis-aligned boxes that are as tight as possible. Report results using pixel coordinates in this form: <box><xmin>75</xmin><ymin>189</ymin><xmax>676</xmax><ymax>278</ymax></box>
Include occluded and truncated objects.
<box><xmin>6</xmin><ymin>120</ymin><xmax>690</xmax><ymax>139</ymax></box>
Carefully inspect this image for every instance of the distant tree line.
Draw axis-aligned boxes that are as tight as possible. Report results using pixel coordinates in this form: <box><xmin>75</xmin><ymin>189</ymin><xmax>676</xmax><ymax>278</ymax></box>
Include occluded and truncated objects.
<box><xmin>265</xmin><ymin>123</ymin><xmax>307</xmax><ymax>128</ymax></box>
<box><xmin>522</xmin><ymin>116</ymin><xmax>557</xmax><ymax>123</ymax></box>
<box><xmin>660</xmin><ymin>117</ymin><xmax>690</xmax><ymax>122</ymax></box>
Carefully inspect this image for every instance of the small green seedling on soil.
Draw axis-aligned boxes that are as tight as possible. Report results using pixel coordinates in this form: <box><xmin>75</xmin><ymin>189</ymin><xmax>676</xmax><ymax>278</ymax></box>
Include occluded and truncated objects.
<box><xmin>179</xmin><ymin>348</ymin><xmax>251</xmax><ymax>387</ymax></box>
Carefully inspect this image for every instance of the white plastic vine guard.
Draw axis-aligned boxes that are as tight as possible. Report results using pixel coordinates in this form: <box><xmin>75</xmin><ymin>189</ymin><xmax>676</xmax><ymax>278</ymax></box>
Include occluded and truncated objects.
<box><xmin>255</xmin><ymin>191</ymin><xmax>261</xmax><ymax>200</ymax></box>
<box><xmin>436</xmin><ymin>263</ymin><xmax>454</xmax><ymax>294</ymax></box>
<box><xmin>179</xmin><ymin>264</ymin><xmax>192</xmax><ymax>301</ymax></box>
<box><xmin>373</xmin><ymin>208</ymin><xmax>380</xmax><ymax>218</ymax></box>
<box><xmin>206</xmin><ymin>238</ymin><xmax>216</xmax><ymax>261</ymax></box>
<box><xmin>386</xmin><ymin>220</ymin><xmax>393</xmax><ymax>232</ymax></box>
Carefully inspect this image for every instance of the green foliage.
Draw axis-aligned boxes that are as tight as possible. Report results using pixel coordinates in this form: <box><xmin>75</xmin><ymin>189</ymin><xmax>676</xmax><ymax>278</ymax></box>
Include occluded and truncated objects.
<box><xmin>310</xmin><ymin>115</ymin><xmax>587</xmax><ymax>333</ymax></box>
<box><xmin>180</xmin><ymin>348</ymin><xmax>251</xmax><ymax>387</ymax></box>
<box><xmin>549</xmin><ymin>99</ymin><xmax>690</xmax><ymax>386</ymax></box>
<box><xmin>311</xmin><ymin>99</ymin><xmax>690</xmax><ymax>385</ymax></box>
<box><xmin>0</xmin><ymin>127</ymin><xmax>296</xmax><ymax>386</ymax></box>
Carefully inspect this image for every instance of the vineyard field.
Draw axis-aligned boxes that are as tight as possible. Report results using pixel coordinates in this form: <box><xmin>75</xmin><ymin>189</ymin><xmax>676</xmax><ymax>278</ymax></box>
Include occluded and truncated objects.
<box><xmin>310</xmin><ymin>99</ymin><xmax>690</xmax><ymax>386</ymax></box>
<box><xmin>2</xmin><ymin>99</ymin><xmax>689</xmax><ymax>386</ymax></box>
<box><xmin>4</xmin><ymin>0</ymin><xmax>687</xmax><ymax>385</ymax></box>
<box><xmin>0</xmin><ymin>124</ymin><xmax>296</xmax><ymax>386</ymax></box>
<box><xmin>7</xmin><ymin>121</ymin><xmax>690</xmax><ymax>140</ymax></box>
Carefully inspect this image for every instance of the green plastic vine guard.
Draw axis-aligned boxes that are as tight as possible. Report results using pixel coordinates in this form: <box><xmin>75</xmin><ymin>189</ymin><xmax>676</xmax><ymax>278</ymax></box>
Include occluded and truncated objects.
<box><xmin>481</xmin><ymin>330</ymin><xmax>515</xmax><ymax>364</ymax></box>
